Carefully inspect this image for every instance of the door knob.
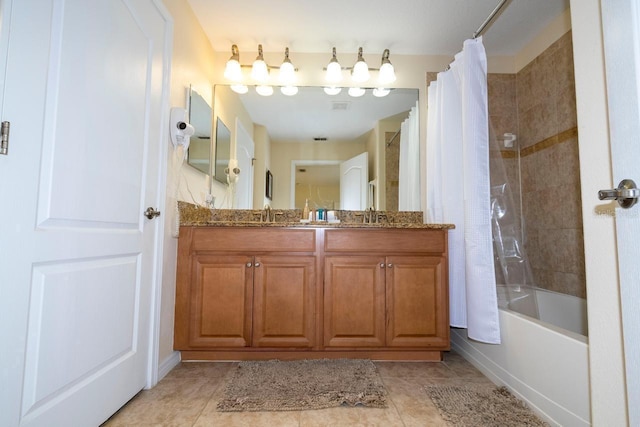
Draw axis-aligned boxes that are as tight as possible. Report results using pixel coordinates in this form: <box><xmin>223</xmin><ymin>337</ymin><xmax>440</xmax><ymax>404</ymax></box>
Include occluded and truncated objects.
<box><xmin>144</xmin><ymin>207</ymin><xmax>161</xmax><ymax>219</ymax></box>
<box><xmin>598</xmin><ymin>179</ymin><xmax>639</xmax><ymax>209</ymax></box>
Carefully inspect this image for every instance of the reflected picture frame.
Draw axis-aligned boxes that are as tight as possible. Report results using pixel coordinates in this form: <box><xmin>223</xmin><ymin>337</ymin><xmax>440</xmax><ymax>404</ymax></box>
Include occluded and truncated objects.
<box><xmin>266</xmin><ymin>170</ymin><xmax>273</xmax><ymax>200</ymax></box>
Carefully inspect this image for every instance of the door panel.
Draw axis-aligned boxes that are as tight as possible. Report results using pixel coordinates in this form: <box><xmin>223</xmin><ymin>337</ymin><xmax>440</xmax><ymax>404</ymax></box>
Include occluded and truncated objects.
<box><xmin>0</xmin><ymin>1</ymin><xmax>170</xmax><ymax>425</ymax></box>
<box><xmin>386</xmin><ymin>256</ymin><xmax>449</xmax><ymax>348</ymax></box>
<box><xmin>601</xmin><ymin>1</ymin><xmax>640</xmax><ymax>423</ymax></box>
<box><xmin>190</xmin><ymin>255</ymin><xmax>254</xmax><ymax>348</ymax></box>
<box><xmin>340</xmin><ymin>152</ymin><xmax>368</xmax><ymax>210</ymax></box>
<box><xmin>324</xmin><ymin>255</ymin><xmax>385</xmax><ymax>347</ymax></box>
<box><xmin>253</xmin><ymin>255</ymin><xmax>316</xmax><ymax>348</ymax></box>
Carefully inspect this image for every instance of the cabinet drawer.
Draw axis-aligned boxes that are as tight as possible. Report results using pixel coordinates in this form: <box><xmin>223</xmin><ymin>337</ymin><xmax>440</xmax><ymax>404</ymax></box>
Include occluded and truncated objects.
<box><xmin>191</xmin><ymin>227</ymin><xmax>316</xmax><ymax>252</ymax></box>
<box><xmin>324</xmin><ymin>229</ymin><xmax>445</xmax><ymax>254</ymax></box>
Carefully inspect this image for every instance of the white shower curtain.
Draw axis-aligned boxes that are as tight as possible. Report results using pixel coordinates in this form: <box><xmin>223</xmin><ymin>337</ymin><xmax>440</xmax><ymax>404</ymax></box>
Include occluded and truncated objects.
<box><xmin>425</xmin><ymin>37</ymin><xmax>500</xmax><ymax>344</ymax></box>
<box><xmin>398</xmin><ymin>101</ymin><xmax>421</xmax><ymax>210</ymax></box>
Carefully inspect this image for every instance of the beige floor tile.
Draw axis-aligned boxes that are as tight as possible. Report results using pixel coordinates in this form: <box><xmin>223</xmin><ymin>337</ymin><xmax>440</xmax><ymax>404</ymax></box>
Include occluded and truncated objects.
<box><xmin>375</xmin><ymin>361</ymin><xmax>457</xmax><ymax>380</ymax></box>
<box><xmin>299</xmin><ymin>405</ymin><xmax>404</xmax><ymax>427</ymax></box>
<box><xmin>102</xmin><ymin>377</ymin><xmax>221</xmax><ymax>427</ymax></box>
<box><xmin>383</xmin><ymin>377</ymin><xmax>449</xmax><ymax>427</ymax></box>
<box><xmin>104</xmin><ymin>354</ymin><xmax>498</xmax><ymax>426</ymax></box>
<box><xmin>164</xmin><ymin>361</ymin><xmax>237</xmax><ymax>380</ymax></box>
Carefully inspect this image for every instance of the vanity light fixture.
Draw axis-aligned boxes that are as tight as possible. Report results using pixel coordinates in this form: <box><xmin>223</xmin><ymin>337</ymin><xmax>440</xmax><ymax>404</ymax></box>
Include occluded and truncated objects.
<box><xmin>324</xmin><ymin>86</ymin><xmax>342</xmax><ymax>95</ymax></box>
<box><xmin>256</xmin><ymin>85</ymin><xmax>274</xmax><ymax>96</ymax></box>
<box><xmin>251</xmin><ymin>44</ymin><xmax>269</xmax><ymax>83</ymax></box>
<box><xmin>351</xmin><ymin>47</ymin><xmax>370</xmax><ymax>83</ymax></box>
<box><xmin>372</xmin><ymin>87</ymin><xmax>390</xmax><ymax>97</ymax></box>
<box><xmin>378</xmin><ymin>49</ymin><xmax>396</xmax><ymax>84</ymax></box>
<box><xmin>325</xmin><ymin>47</ymin><xmax>343</xmax><ymax>83</ymax></box>
<box><xmin>348</xmin><ymin>87</ymin><xmax>366</xmax><ymax>97</ymax></box>
<box><xmin>224</xmin><ymin>44</ymin><xmax>242</xmax><ymax>82</ymax></box>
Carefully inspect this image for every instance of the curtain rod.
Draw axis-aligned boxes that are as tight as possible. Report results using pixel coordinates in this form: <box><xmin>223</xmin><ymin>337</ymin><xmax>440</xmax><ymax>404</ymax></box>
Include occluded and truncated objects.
<box><xmin>386</xmin><ymin>128</ymin><xmax>401</xmax><ymax>147</ymax></box>
<box><xmin>473</xmin><ymin>0</ymin><xmax>511</xmax><ymax>38</ymax></box>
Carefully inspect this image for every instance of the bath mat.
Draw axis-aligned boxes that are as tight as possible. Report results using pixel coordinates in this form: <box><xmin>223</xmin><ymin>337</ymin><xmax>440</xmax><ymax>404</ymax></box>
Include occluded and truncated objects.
<box><xmin>425</xmin><ymin>385</ymin><xmax>549</xmax><ymax>426</ymax></box>
<box><xmin>217</xmin><ymin>359</ymin><xmax>387</xmax><ymax>412</ymax></box>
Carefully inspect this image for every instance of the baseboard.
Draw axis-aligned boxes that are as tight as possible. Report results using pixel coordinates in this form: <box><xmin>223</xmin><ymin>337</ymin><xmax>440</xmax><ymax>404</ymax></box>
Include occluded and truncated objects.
<box><xmin>157</xmin><ymin>351</ymin><xmax>181</xmax><ymax>381</ymax></box>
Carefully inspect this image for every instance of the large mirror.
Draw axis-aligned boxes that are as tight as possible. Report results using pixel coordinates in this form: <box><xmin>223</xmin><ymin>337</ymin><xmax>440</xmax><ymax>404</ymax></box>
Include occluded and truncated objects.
<box><xmin>213</xmin><ymin>85</ymin><xmax>419</xmax><ymax>211</ymax></box>
<box><xmin>186</xmin><ymin>87</ymin><xmax>213</xmax><ymax>175</ymax></box>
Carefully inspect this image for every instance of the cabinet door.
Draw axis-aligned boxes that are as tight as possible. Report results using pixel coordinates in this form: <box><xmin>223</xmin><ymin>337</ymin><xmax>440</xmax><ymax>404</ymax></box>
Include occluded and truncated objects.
<box><xmin>252</xmin><ymin>255</ymin><xmax>316</xmax><ymax>348</ymax></box>
<box><xmin>189</xmin><ymin>255</ymin><xmax>254</xmax><ymax>347</ymax></box>
<box><xmin>324</xmin><ymin>256</ymin><xmax>386</xmax><ymax>347</ymax></box>
<box><xmin>386</xmin><ymin>256</ymin><xmax>449</xmax><ymax>348</ymax></box>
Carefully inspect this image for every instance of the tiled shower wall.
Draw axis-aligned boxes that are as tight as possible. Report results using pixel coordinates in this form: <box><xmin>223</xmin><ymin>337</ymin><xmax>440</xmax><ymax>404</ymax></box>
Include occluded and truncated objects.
<box><xmin>490</xmin><ymin>31</ymin><xmax>585</xmax><ymax>298</ymax></box>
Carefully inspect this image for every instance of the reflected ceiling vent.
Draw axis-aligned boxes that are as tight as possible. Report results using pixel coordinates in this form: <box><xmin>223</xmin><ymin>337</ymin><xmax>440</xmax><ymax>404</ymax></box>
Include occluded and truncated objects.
<box><xmin>313</xmin><ymin>137</ymin><xmax>328</xmax><ymax>141</ymax></box>
<box><xmin>331</xmin><ymin>101</ymin><xmax>350</xmax><ymax>111</ymax></box>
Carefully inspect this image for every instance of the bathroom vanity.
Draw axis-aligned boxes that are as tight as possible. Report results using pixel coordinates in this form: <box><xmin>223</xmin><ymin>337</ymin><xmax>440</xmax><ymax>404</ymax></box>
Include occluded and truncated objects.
<box><xmin>174</xmin><ymin>204</ymin><xmax>453</xmax><ymax>361</ymax></box>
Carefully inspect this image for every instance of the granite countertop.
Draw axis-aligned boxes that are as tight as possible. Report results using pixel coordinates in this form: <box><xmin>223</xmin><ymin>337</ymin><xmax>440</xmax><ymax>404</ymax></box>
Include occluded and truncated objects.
<box><xmin>177</xmin><ymin>201</ymin><xmax>455</xmax><ymax>230</ymax></box>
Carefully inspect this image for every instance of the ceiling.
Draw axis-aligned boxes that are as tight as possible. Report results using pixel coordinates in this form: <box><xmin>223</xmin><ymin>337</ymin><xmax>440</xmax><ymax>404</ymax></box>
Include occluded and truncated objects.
<box><xmin>188</xmin><ymin>0</ymin><xmax>569</xmax><ymax>142</ymax></box>
<box><xmin>187</xmin><ymin>0</ymin><xmax>569</xmax><ymax>57</ymax></box>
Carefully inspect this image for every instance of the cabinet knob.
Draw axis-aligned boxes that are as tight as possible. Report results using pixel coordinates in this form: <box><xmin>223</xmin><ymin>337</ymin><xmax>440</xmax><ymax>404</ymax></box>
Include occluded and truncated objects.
<box><xmin>255</xmin><ymin>262</ymin><xmax>261</xmax><ymax>267</ymax></box>
<box><xmin>246</xmin><ymin>262</ymin><xmax>252</xmax><ymax>267</ymax></box>
<box><xmin>380</xmin><ymin>263</ymin><xmax>385</xmax><ymax>268</ymax></box>
<box><xmin>387</xmin><ymin>263</ymin><xmax>393</xmax><ymax>268</ymax></box>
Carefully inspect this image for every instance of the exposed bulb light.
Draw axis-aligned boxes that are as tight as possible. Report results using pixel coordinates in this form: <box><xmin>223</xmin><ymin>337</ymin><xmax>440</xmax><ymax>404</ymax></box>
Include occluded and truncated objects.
<box><xmin>251</xmin><ymin>44</ymin><xmax>269</xmax><ymax>83</ymax></box>
<box><xmin>325</xmin><ymin>47</ymin><xmax>343</xmax><ymax>83</ymax></box>
<box><xmin>224</xmin><ymin>44</ymin><xmax>242</xmax><ymax>82</ymax></box>
<box><xmin>281</xmin><ymin>86</ymin><xmax>298</xmax><ymax>96</ymax></box>
<box><xmin>372</xmin><ymin>87</ymin><xmax>390</xmax><ymax>97</ymax></box>
<box><xmin>278</xmin><ymin>47</ymin><xmax>296</xmax><ymax>85</ymax></box>
<box><xmin>230</xmin><ymin>84</ymin><xmax>248</xmax><ymax>94</ymax></box>
<box><xmin>378</xmin><ymin>49</ymin><xmax>396</xmax><ymax>84</ymax></box>
<box><xmin>255</xmin><ymin>85</ymin><xmax>273</xmax><ymax>96</ymax></box>
<box><xmin>351</xmin><ymin>47</ymin><xmax>370</xmax><ymax>83</ymax></box>
<box><xmin>324</xmin><ymin>86</ymin><xmax>342</xmax><ymax>95</ymax></box>
<box><xmin>348</xmin><ymin>87</ymin><xmax>365</xmax><ymax>97</ymax></box>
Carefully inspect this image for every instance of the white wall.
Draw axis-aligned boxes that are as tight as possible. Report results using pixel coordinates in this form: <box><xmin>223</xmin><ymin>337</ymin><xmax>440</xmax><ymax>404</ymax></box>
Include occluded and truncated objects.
<box><xmin>158</xmin><ymin>0</ymin><xmax>218</xmax><ymax>375</ymax></box>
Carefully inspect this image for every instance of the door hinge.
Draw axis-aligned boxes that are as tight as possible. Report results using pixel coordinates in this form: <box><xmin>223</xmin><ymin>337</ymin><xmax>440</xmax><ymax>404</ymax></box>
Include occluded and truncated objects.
<box><xmin>1</xmin><ymin>121</ymin><xmax>9</xmax><ymax>155</ymax></box>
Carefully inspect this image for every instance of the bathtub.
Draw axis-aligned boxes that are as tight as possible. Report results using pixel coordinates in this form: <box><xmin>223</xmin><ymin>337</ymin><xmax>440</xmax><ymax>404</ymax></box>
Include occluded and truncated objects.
<box><xmin>451</xmin><ymin>286</ymin><xmax>590</xmax><ymax>426</ymax></box>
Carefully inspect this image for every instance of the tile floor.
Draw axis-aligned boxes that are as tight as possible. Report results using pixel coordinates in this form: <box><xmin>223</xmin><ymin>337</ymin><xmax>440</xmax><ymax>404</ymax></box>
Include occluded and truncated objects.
<box><xmin>103</xmin><ymin>351</ymin><xmax>495</xmax><ymax>426</ymax></box>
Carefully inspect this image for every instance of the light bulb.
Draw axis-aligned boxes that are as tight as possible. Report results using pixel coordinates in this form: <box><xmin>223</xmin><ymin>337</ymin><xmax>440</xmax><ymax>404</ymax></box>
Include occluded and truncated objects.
<box><xmin>281</xmin><ymin>86</ymin><xmax>298</xmax><ymax>96</ymax></box>
<box><xmin>351</xmin><ymin>47</ymin><xmax>370</xmax><ymax>83</ymax></box>
<box><xmin>373</xmin><ymin>87</ymin><xmax>390</xmax><ymax>97</ymax></box>
<box><xmin>378</xmin><ymin>62</ymin><xmax>396</xmax><ymax>85</ymax></box>
<box><xmin>224</xmin><ymin>59</ymin><xmax>242</xmax><ymax>82</ymax></box>
<box><xmin>224</xmin><ymin>44</ymin><xmax>242</xmax><ymax>82</ymax></box>
<box><xmin>348</xmin><ymin>87</ymin><xmax>365</xmax><ymax>97</ymax></box>
<box><xmin>251</xmin><ymin>44</ymin><xmax>269</xmax><ymax>83</ymax></box>
<box><xmin>279</xmin><ymin>47</ymin><xmax>296</xmax><ymax>84</ymax></box>
<box><xmin>256</xmin><ymin>85</ymin><xmax>273</xmax><ymax>96</ymax></box>
<box><xmin>325</xmin><ymin>47</ymin><xmax>343</xmax><ymax>83</ymax></box>
<box><xmin>230</xmin><ymin>84</ymin><xmax>248</xmax><ymax>94</ymax></box>
<box><xmin>324</xmin><ymin>86</ymin><xmax>342</xmax><ymax>95</ymax></box>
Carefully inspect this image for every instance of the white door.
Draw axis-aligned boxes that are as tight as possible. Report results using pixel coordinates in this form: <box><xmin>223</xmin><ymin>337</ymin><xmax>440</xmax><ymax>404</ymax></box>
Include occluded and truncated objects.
<box><xmin>0</xmin><ymin>1</ymin><xmax>171</xmax><ymax>426</ymax></box>
<box><xmin>601</xmin><ymin>1</ymin><xmax>640</xmax><ymax>425</ymax></box>
<box><xmin>340</xmin><ymin>152</ymin><xmax>368</xmax><ymax>210</ymax></box>
<box><xmin>235</xmin><ymin>119</ymin><xmax>255</xmax><ymax>209</ymax></box>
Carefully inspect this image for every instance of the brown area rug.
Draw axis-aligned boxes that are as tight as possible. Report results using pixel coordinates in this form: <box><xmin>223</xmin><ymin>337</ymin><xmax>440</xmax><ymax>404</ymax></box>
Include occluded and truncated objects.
<box><xmin>216</xmin><ymin>359</ymin><xmax>387</xmax><ymax>412</ymax></box>
<box><xmin>425</xmin><ymin>385</ymin><xmax>549</xmax><ymax>427</ymax></box>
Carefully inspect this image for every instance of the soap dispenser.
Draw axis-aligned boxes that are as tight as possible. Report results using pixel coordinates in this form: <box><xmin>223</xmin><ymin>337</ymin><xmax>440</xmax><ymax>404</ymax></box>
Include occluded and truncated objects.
<box><xmin>302</xmin><ymin>199</ymin><xmax>310</xmax><ymax>220</ymax></box>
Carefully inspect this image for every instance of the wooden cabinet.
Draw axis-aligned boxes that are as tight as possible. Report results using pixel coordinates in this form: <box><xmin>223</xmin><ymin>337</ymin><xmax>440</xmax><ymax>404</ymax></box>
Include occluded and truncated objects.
<box><xmin>174</xmin><ymin>227</ymin><xmax>318</xmax><ymax>352</ymax></box>
<box><xmin>175</xmin><ymin>226</ymin><xmax>449</xmax><ymax>360</ymax></box>
<box><xmin>323</xmin><ymin>229</ymin><xmax>449</xmax><ymax>350</ymax></box>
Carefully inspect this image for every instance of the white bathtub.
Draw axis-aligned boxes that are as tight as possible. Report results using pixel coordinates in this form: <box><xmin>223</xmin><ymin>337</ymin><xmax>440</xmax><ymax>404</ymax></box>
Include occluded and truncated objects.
<box><xmin>451</xmin><ymin>287</ymin><xmax>590</xmax><ymax>426</ymax></box>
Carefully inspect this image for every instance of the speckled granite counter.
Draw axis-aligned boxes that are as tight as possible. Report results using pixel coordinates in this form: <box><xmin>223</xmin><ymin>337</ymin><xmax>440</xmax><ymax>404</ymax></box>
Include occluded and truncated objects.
<box><xmin>178</xmin><ymin>201</ymin><xmax>454</xmax><ymax>229</ymax></box>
